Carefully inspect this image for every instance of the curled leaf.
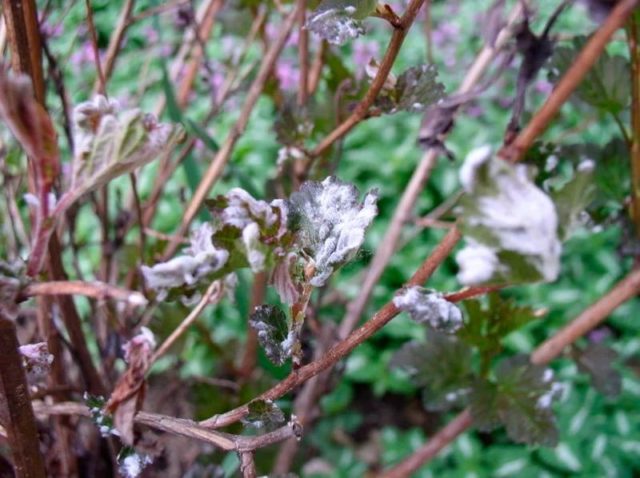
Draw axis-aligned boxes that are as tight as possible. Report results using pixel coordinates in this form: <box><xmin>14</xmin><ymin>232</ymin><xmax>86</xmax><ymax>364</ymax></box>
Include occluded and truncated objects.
<box><xmin>142</xmin><ymin>223</ymin><xmax>229</xmax><ymax>301</ymax></box>
<box><xmin>393</xmin><ymin>286</ymin><xmax>463</xmax><ymax>333</ymax></box>
<box><xmin>306</xmin><ymin>0</ymin><xmax>376</xmax><ymax>45</ymax></box>
<box><xmin>289</xmin><ymin>176</ymin><xmax>378</xmax><ymax>286</ymax></box>
<box><xmin>242</xmin><ymin>399</ymin><xmax>286</xmax><ymax>430</ymax></box>
<box><xmin>456</xmin><ymin>146</ymin><xmax>561</xmax><ymax>285</ymax></box>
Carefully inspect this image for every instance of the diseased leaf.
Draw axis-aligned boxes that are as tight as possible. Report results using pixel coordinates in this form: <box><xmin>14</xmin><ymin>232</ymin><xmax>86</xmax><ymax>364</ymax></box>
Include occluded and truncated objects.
<box><xmin>141</xmin><ymin>223</ymin><xmax>229</xmax><ymax>301</ymax></box>
<box><xmin>19</xmin><ymin>342</ymin><xmax>53</xmax><ymax>383</ymax></box>
<box><xmin>242</xmin><ymin>399</ymin><xmax>286</xmax><ymax>430</ymax></box>
<box><xmin>552</xmin><ymin>161</ymin><xmax>596</xmax><ymax>240</ymax></box>
<box><xmin>390</xmin><ymin>331</ymin><xmax>473</xmax><ymax>412</ymax></box>
<box><xmin>274</xmin><ymin>98</ymin><xmax>313</xmax><ymax>147</ymax></box>
<box><xmin>105</xmin><ymin>328</ymin><xmax>156</xmax><ymax>445</ymax></box>
<box><xmin>249</xmin><ymin>305</ymin><xmax>295</xmax><ymax>366</ymax></box>
<box><xmin>372</xmin><ymin>64</ymin><xmax>446</xmax><ymax>115</ymax></box>
<box><xmin>208</xmin><ymin>188</ymin><xmax>289</xmax><ymax>273</ymax></box>
<box><xmin>84</xmin><ymin>393</ymin><xmax>116</xmax><ymax>437</ymax></box>
<box><xmin>548</xmin><ymin>37</ymin><xmax>630</xmax><ymax>114</ymax></box>
<box><xmin>66</xmin><ymin>96</ymin><xmax>183</xmax><ymax>207</ymax></box>
<box><xmin>271</xmin><ymin>252</ymin><xmax>303</xmax><ymax>305</ymax></box>
<box><xmin>469</xmin><ymin>355</ymin><xmax>561</xmax><ymax>446</ymax></box>
<box><xmin>306</xmin><ymin>0</ymin><xmax>376</xmax><ymax>45</ymax></box>
<box><xmin>458</xmin><ymin>293</ymin><xmax>538</xmax><ymax>357</ymax></box>
<box><xmin>573</xmin><ymin>343</ymin><xmax>622</xmax><ymax>397</ymax></box>
<box><xmin>117</xmin><ymin>446</ymin><xmax>154</xmax><ymax>478</ymax></box>
<box><xmin>288</xmin><ymin>176</ymin><xmax>378</xmax><ymax>286</ymax></box>
<box><xmin>393</xmin><ymin>286</ymin><xmax>463</xmax><ymax>333</ymax></box>
<box><xmin>456</xmin><ymin>146</ymin><xmax>561</xmax><ymax>285</ymax></box>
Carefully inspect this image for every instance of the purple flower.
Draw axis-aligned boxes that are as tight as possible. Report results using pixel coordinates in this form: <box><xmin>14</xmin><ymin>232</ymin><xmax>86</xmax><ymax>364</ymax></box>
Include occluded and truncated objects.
<box><xmin>588</xmin><ymin>326</ymin><xmax>612</xmax><ymax>344</ymax></box>
<box><xmin>432</xmin><ymin>21</ymin><xmax>459</xmax><ymax>47</ymax></box>
<box><xmin>276</xmin><ymin>59</ymin><xmax>300</xmax><ymax>91</ymax></box>
<box><xmin>266</xmin><ymin>22</ymin><xmax>299</xmax><ymax>48</ymax></box>
<box><xmin>69</xmin><ymin>41</ymin><xmax>105</xmax><ymax>72</ymax></box>
<box><xmin>353</xmin><ymin>40</ymin><xmax>379</xmax><ymax>75</ymax></box>
<box><xmin>534</xmin><ymin>79</ymin><xmax>554</xmax><ymax>95</ymax></box>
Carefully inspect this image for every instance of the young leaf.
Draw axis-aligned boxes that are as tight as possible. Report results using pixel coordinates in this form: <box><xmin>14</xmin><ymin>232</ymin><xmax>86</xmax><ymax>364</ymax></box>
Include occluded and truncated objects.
<box><xmin>288</xmin><ymin>176</ymin><xmax>378</xmax><ymax>286</ymax></box>
<box><xmin>552</xmin><ymin>161</ymin><xmax>596</xmax><ymax>240</ymax></box>
<box><xmin>573</xmin><ymin>343</ymin><xmax>622</xmax><ymax>397</ymax></box>
<box><xmin>249</xmin><ymin>305</ymin><xmax>295</xmax><ymax>366</ymax></box>
<box><xmin>306</xmin><ymin>0</ymin><xmax>376</xmax><ymax>45</ymax></box>
<box><xmin>458</xmin><ymin>293</ymin><xmax>538</xmax><ymax>357</ymax></box>
<box><xmin>391</xmin><ymin>331</ymin><xmax>474</xmax><ymax>412</ymax></box>
<box><xmin>456</xmin><ymin>146</ymin><xmax>561</xmax><ymax>285</ymax></box>
<box><xmin>242</xmin><ymin>399</ymin><xmax>286</xmax><ymax>429</ymax></box>
<box><xmin>469</xmin><ymin>355</ymin><xmax>560</xmax><ymax>446</ymax></box>
<box><xmin>141</xmin><ymin>223</ymin><xmax>229</xmax><ymax>301</ymax></box>
<box><xmin>393</xmin><ymin>286</ymin><xmax>463</xmax><ymax>333</ymax></box>
<box><xmin>548</xmin><ymin>37</ymin><xmax>630</xmax><ymax>114</ymax></box>
<box><xmin>375</xmin><ymin>64</ymin><xmax>446</xmax><ymax>114</ymax></box>
<box><xmin>66</xmin><ymin>96</ymin><xmax>183</xmax><ymax>208</ymax></box>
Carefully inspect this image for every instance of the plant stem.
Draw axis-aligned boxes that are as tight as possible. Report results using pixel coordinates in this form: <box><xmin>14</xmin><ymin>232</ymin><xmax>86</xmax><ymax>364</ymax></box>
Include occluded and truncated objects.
<box><xmin>627</xmin><ymin>10</ymin><xmax>640</xmax><ymax>237</ymax></box>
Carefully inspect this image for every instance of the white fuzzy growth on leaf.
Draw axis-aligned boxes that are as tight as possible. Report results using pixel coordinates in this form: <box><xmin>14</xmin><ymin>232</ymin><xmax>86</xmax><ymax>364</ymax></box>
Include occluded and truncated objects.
<box><xmin>456</xmin><ymin>147</ymin><xmax>561</xmax><ymax>285</ymax></box>
<box><xmin>118</xmin><ymin>452</ymin><xmax>153</xmax><ymax>478</ymax></box>
<box><xmin>289</xmin><ymin>176</ymin><xmax>378</xmax><ymax>287</ymax></box>
<box><xmin>306</xmin><ymin>3</ymin><xmax>366</xmax><ymax>45</ymax></box>
<box><xmin>393</xmin><ymin>287</ymin><xmax>463</xmax><ymax>333</ymax></box>
<box><xmin>142</xmin><ymin>223</ymin><xmax>228</xmax><ymax>299</ymax></box>
<box><xmin>19</xmin><ymin>342</ymin><xmax>54</xmax><ymax>381</ymax></box>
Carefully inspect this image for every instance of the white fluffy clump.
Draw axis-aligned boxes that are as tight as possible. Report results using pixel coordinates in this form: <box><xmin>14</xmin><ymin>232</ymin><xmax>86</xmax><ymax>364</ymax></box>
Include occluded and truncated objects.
<box><xmin>290</xmin><ymin>176</ymin><xmax>378</xmax><ymax>287</ymax></box>
<box><xmin>141</xmin><ymin>223</ymin><xmax>228</xmax><ymax>299</ymax></box>
<box><xmin>456</xmin><ymin>146</ymin><xmax>561</xmax><ymax>285</ymax></box>
<box><xmin>393</xmin><ymin>287</ymin><xmax>463</xmax><ymax>333</ymax></box>
<box><xmin>118</xmin><ymin>453</ymin><xmax>153</xmax><ymax>478</ymax></box>
<box><xmin>306</xmin><ymin>6</ymin><xmax>365</xmax><ymax>45</ymax></box>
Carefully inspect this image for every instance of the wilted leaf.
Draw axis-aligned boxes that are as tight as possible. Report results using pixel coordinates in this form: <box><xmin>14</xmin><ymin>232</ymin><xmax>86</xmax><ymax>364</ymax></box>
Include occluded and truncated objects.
<box><xmin>271</xmin><ymin>252</ymin><xmax>303</xmax><ymax>305</ymax></box>
<box><xmin>242</xmin><ymin>399</ymin><xmax>286</xmax><ymax>429</ymax></box>
<box><xmin>458</xmin><ymin>293</ymin><xmax>538</xmax><ymax>357</ymax></box>
<box><xmin>65</xmin><ymin>96</ymin><xmax>183</xmax><ymax>208</ymax></box>
<box><xmin>393</xmin><ymin>286</ymin><xmax>463</xmax><ymax>333</ymax></box>
<box><xmin>249</xmin><ymin>305</ymin><xmax>295</xmax><ymax>366</ymax></box>
<box><xmin>552</xmin><ymin>161</ymin><xmax>596</xmax><ymax>240</ymax></box>
<box><xmin>142</xmin><ymin>223</ymin><xmax>229</xmax><ymax>301</ymax></box>
<box><xmin>456</xmin><ymin>146</ymin><xmax>561</xmax><ymax>285</ymax></box>
<box><xmin>469</xmin><ymin>355</ymin><xmax>560</xmax><ymax>446</ymax></box>
<box><xmin>306</xmin><ymin>0</ymin><xmax>376</xmax><ymax>45</ymax></box>
<box><xmin>288</xmin><ymin>176</ymin><xmax>378</xmax><ymax>286</ymax></box>
<box><xmin>0</xmin><ymin>64</ymin><xmax>59</xmax><ymax>190</ymax></box>
<box><xmin>19</xmin><ymin>342</ymin><xmax>53</xmax><ymax>383</ymax></box>
<box><xmin>573</xmin><ymin>343</ymin><xmax>622</xmax><ymax>397</ymax></box>
<box><xmin>548</xmin><ymin>37</ymin><xmax>630</xmax><ymax>114</ymax></box>
<box><xmin>106</xmin><ymin>328</ymin><xmax>156</xmax><ymax>445</ymax></box>
<box><xmin>390</xmin><ymin>331</ymin><xmax>473</xmax><ymax>412</ymax></box>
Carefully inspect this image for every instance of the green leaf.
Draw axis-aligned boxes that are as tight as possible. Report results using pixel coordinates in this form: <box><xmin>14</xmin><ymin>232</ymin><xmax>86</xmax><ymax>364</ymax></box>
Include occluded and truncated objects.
<box><xmin>242</xmin><ymin>399</ymin><xmax>286</xmax><ymax>429</ymax></box>
<box><xmin>390</xmin><ymin>330</ymin><xmax>474</xmax><ymax>412</ymax></box>
<box><xmin>573</xmin><ymin>343</ymin><xmax>622</xmax><ymax>397</ymax></box>
<box><xmin>469</xmin><ymin>355</ymin><xmax>560</xmax><ymax>446</ymax></box>
<box><xmin>458</xmin><ymin>293</ymin><xmax>538</xmax><ymax>358</ymax></box>
<box><xmin>393</xmin><ymin>286</ymin><xmax>463</xmax><ymax>333</ymax></box>
<box><xmin>274</xmin><ymin>97</ymin><xmax>313</xmax><ymax>147</ymax></box>
<box><xmin>306</xmin><ymin>0</ymin><xmax>376</xmax><ymax>45</ymax></box>
<box><xmin>288</xmin><ymin>176</ymin><xmax>378</xmax><ymax>286</ymax></box>
<box><xmin>552</xmin><ymin>162</ymin><xmax>596</xmax><ymax>240</ymax></box>
<box><xmin>456</xmin><ymin>146</ymin><xmax>561</xmax><ymax>285</ymax></box>
<box><xmin>548</xmin><ymin>37</ymin><xmax>630</xmax><ymax>114</ymax></box>
<box><xmin>375</xmin><ymin>64</ymin><xmax>446</xmax><ymax>114</ymax></box>
<box><xmin>249</xmin><ymin>305</ymin><xmax>294</xmax><ymax>366</ymax></box>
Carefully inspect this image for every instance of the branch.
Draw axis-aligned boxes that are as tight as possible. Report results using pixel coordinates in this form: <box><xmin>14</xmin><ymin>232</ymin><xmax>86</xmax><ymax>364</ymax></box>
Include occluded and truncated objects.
<box><xmin>627</xmin><ymin>11</ymin><xmax>640</xmax><ymax>236</ymax></box>
<box><xmin>164</xmin><ymin>4</ymin><xmax>301</xmax><ymax>259</ymax></box>
<box><xmin>339</xmin><ymin>2</ymin><xmax>525</xmax><ymax>339</ymax></box>
<box><xmin>500</xmin><ymin>0</ymin><xmax>640</xmax><ymax>162</ymax></box>
<box><xmin>0</xmin><ymin>317</ymin><xmax>46</xmax><ymax>478</ymax></box>
<box><xmin>381</xmin><ymin>266</ymin><xmax>640</xmax><ymax>477</ymax></box>
<box><xmin>20</xmin><ymin>280</ymin><xmax>147</xmax><ymax>306</ymax></box>
<box><xmin>308</xmin><ymin>0</ymin><xmax>426</xmax><ymax>161</ymax></box>
<box><xmin>199</xmin><ymin>227</ymin><xmax>462</xmax><ymax>429</ymax></box>
<box><xmin>32</xmin><ymin>401</ymin><xmax>302</xmax><ymax>452</ymax></box>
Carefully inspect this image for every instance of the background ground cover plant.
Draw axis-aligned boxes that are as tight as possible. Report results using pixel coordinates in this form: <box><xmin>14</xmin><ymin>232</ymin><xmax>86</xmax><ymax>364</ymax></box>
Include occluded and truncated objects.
<box><xmin>1</xmin><ymin>0</ymin><xmax>640</xmax><ymax>476</ymax></box>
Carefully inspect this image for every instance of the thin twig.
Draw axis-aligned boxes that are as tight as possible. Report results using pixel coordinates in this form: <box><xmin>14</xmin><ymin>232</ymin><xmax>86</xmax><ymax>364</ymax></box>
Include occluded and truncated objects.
<box><xmin>84</xmin><ymin>0</ymin><xmax>107</xmax><ymax>96</ymax></box>
<box><xmin>381</xmin><ymin>266</ymin><xmax>640</xmax><ymax>478</ymax></box>
<box><xmin>626</xmin><ymin>11</ymin><xmax>640</xmax><ymax>236</ymax></box>
<box><xmin>164</xmin><ymin>4</ymin><xmax>302</xmax><ymax>259</ymax></box>
<box><xmin>297</xmin><ymin>0</ymin><xmax>309</xmax><ymax>106</ymax></box>
<box><xmin>21</xmin><ymin>280</ymin><xmax>147</xmax><ymax>306</ymax></box>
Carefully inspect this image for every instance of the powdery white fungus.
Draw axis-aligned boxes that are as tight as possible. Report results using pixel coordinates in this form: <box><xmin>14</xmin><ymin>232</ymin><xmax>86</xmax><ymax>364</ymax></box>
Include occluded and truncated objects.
<box><xmin>578</xmin><ymin>159</ymin><xmax>595</xmax><ymax>172</ymax></box>
<box><xmin>289</xmin><ymin>176</ymin><xmax>378</xmax><ymax>287</ymax></box>
<box><xmin>142</xmin><ymin>223</ymin><xmax>228</xmax><ymax>299</ymax></box>
<box><xmin>119</xmin><ymin>453</ymin><xmax>153</xmax><ymax>478</ymax></box>
<box><xmin>122</xmin><ymin>327</ymin><xmax>156</xmax><ymax>363</ymax></box>
<box><xmin>306</xmin><ymin>6</ymin><xmax>366</xmax><ymax>45</ymax></box>
<box><xmin>537</xmin><ymin>376</ymin><xmax>565</xmax><ymax>410</ymax></box>
<box><xmin>456</xmin><ymin>148</ymin><xmax>561</xmax><ymax>285</ymax></box>
<box><xmin>393</xmin><ymin>286</ymin><xmax>463</xmax><ymax>333</ymax></box>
